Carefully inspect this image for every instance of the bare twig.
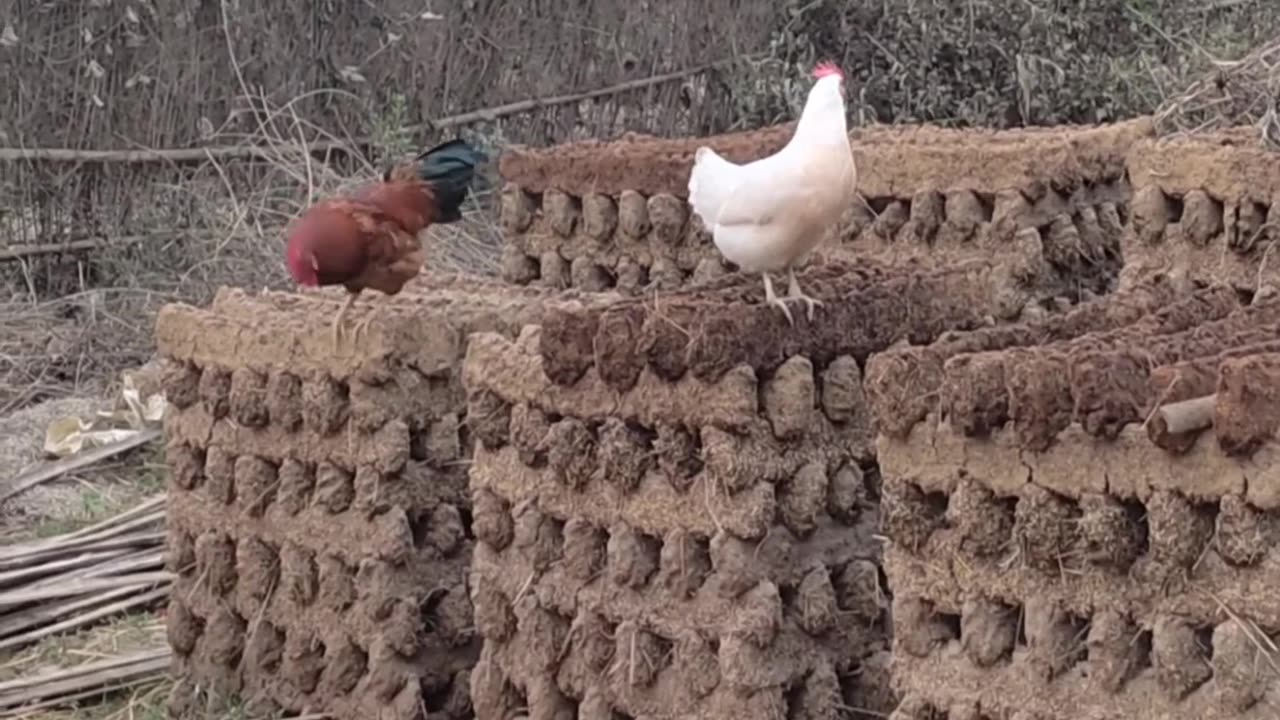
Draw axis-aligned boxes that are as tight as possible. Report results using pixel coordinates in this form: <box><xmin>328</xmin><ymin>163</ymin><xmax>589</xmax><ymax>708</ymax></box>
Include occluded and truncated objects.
<box><xmin>0</xmin><ymin>61</ymin><xmax>735</xmax><ymax>165</ymax></box>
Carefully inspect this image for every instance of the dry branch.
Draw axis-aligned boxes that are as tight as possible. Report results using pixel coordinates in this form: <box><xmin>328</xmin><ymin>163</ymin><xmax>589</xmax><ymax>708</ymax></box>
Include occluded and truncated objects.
<box><xmin>0</xmin><ymin>61</ymin><xmax>733</xmax><ymax>166</ymax></box>
<box><xmin>1147</xmin><ymin>394</ymin><xmax>1218</xmax><ymax>451</ymax></box>
<box><xmin>0</xmin><ymin>648</ymin><xmax>171</xmax><ymax>713</ymax></box>
<box><xmin>0</xmin><ymin>498</ymin><xmax>169</xmax><ymax>660</ymax></box>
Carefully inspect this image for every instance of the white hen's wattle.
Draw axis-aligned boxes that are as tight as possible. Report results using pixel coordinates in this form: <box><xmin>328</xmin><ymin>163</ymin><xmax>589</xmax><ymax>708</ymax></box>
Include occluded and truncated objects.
<box><xmin>687</xmin><ymin>70</ymin><xmax>857</xmax><ymax>323</ymax></box>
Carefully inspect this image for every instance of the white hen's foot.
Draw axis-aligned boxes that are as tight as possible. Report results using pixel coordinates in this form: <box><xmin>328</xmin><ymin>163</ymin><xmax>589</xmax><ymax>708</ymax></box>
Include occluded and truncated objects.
<box><xmin>786</xmin><ymin>269</ymin><xmax>824</xmax><ymax>322</ymax></box>
<box><xmin>762</xmin><ymin>273</ymin><xmax>795</xmax><ymax>326</ymax></box>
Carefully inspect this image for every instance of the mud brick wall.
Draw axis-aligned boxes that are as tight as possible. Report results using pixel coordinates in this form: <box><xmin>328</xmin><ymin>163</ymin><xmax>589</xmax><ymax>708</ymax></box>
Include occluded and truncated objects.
<box><xmin>154</xmin><ymin>274</ymin><xmax>558</xmax><ymax>720</ymax></box>
<box><xmin>496</xmin><ymin>118</ymin><xmax>1152</xmax><ymax>300</ymax></box>
<box><xmin>863</xmin><ymin>283</ymin><xmax>1280</xmax><ymax>720</ymax></box>
<box><xmin>455</xmin><ymin>261</ymin><xmax>1032</xmax><ymax>719</ymax></box>
<box><xmin>1122</xmin><ymin>127</ymin><xmax>1280</xmax><ymax>294</ymax></box>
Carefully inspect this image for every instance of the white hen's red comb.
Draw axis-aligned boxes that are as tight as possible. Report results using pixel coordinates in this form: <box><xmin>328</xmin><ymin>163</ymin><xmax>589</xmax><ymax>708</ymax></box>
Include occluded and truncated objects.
<box><xmin>812</xmin><ymin>61</ymin><xmax>843</xmax><ymax>80</ymax></box>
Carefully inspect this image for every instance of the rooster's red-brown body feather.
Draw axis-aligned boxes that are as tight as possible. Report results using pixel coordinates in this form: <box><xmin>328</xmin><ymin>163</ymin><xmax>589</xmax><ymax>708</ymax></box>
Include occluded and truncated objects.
<box><xmin>284</xmin><ymin>138</ymin><xmax>486</xmax><ymax>298</ymax></box>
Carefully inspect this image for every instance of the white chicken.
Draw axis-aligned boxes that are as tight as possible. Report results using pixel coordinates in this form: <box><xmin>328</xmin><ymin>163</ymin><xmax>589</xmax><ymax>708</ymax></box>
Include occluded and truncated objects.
<box><xmin>688</xmin><ymin>62</ymin><xmax>857</xmax><ymax>325</ymax></box>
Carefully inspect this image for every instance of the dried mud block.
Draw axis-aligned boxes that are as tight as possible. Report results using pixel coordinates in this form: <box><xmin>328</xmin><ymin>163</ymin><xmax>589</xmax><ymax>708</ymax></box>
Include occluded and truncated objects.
<box><xmin>166</xmin><ymin>598</ymin><xmax>203</xmax><ymax>656</ymax></box>
<box><xmin>203</xmin><ymin>446</ymin><xmax>236</xmax><ymax>505</ymax></box>
<box><xmin>647</xmin><ymin>192</ymin><xmax>688</xmax><ymax>245</ymax></box>
<box><xmin>203</xmin><ymin>606</ymin><xmax>247</xmax><ymax>666</ymax></box>
<box><xmin>432</xmin><ymin>586</ymin><xmax>476</xmax><ymax>649</ymax></box>
<box><xmin>563</xmin><ymin>517</ymin><xmax>607</xmax><ymax>581</ymax></box>
<box><xmin>317</xmin><ymin>553</ymin><xmax>355</xmax><ymax>611</ymax></box>
<box><xmin>1012</xmin><ymin>485</ymin><xmax>1079</xmax><ymax>573</ymax></box>
<box><xmin>596</xmin><ymin>417</ymin><xmax>654</xmax><ymax>492</ymax></box>
<box><xmin>893</xmin><ymin>595</ymin><xmax>958</xmax><ymax>658</ymax></box>
<box><xmin>500</xmin><ymin>183</ymin><xmax>537</xmax><ymax>234</ymax></box>
<box><xmin>728</xmin><ymin>580</ymin><xmax>783</xmax><ymax>648</ymax></box>
<box><xmin>871</xmin><ymin>199</ymin><xmax>909</xmax><ymax>241</ymax></box>
<box><xmin>653</xmin><ymin>423</ymin><xmax>701</xmax><ymax>491</ymax></box>
<box><xmin>581</xmin><ymin>192</ymin><xmax>618</xmax><ymax>242</ymax></box>
<box><xmin>1147</xmin><ymin>490</ymin><xmax>1214</xmax><ymax>570</ymax></box>
<box><xmin>946</xmin><ymin>480</ymin><xmax>1014</xmax><ymax>557</ymax></box>
<box><xmin>833</xmin><ymin>558</ymin><xmax>886</xmax><ymax>622</ymax></box>
<box><xmin>570</xmin><ymin>256</ymin><xmax>613</xmax><ymax>292</ymax></box>
<box><xmin>233</xmin><ymin>455</ymin><xmax>276</xmax><ymax>517</ymax></box>
<box><xmin>608</xmin><ymin>621</ymin><xmax>668</xmax><ymax>689</ymax></box>
<box><xmin>960</xmin><ymin>598</ymin><xmax>1016</xmax><ymax>667</ymax></box>
<box><xmin>264</xmin><ymin>371</ymin><xmax>302</xmax><ymax>431</ymax></box>
<box><xmin>228</xmin><ymin>368</ymin><xmax>268</xmax><ymax>427</ymax></box>
<box><xmin>903</xmin><ymin>190</ymin><xmax>945</xmax><ymax>245</ymax></box>
<box><xmin>539</xmin><ymin>251</ymin><xmax>570</xmax><ymax>289</ymax></box>
<box><xmin>234</xmin><ymin>537</ymin><xmax>278</xmax><ymax>613</ymax></box>
<box><xmin>301</xmin><ymin>373</ymin><xmax>348</xmax><ymax>435</ymax></box>
<box><xmin>617</xmin><ymin>190</ymin><xmax>650</xmax><ymax>238</ymax></box>
<box><xmin>1216</xmin><ymin>353</ymin><xmax>1280</xmax><ymax>456</ymax></box>
<box><xmin>243</xmin><ymin>621</ymin><xmax>284</xmax><ymax>675</ymax></box>
<box><xmin>649</xmin><ymin>255</ymin><xmax>684</xmax><ymax>291</ymax></box>
<box><xmin>500</xmin><ymin>244</ymin><xmax>539</xmax><ymax>285</ymax></box>
<box><xmin>280</xmin><ymin>542</ymin><xmax>318</xmax><ymax>608</ymax></box>
<box><xmin>1152</xmin><ymin>615</ymin><xmax>1212</xmax><ymax>700</ymax></box>
<box><xmin>198</xmin><ymin>366</ymin><xmax>232</xmax><ymax>418</ymax></box>
<box><xmin>1211</xmin><ymin>619</ymin><xmax>1268</xmax><ymax>711</ymax></box>
<box><xmin>762</xmin><ymin>355</ymin><xmax>815</xmax><ymax>440</ymax></box>
<box><xmin>819</xmin><ymin>354</ymin><xmax>865</xmax><ymax>424</ymax></box>
<box><xmin>788</xmin><ymin>661</ymin><xmax>842</xmax><ymax>720</ymax></box>
<box><xmin>607</xmin><ymin>523</ymin><xmax>660</xmax><ymax>588</ymax></box>
<box><xmin>467</xmin><ymin>388</ymin><xmax>512</xmax><ymax>450</ymax></box>
<box><xmin>195</xmin><ymin>532</ymin><xmax>237</xmax><ymax>596</ymax></box>
<box><xmin>1075</xmin><ymin>493</ymin><xmax>1146</xmax><ymax>570</ymax></box>
<box><xmin>470</xmin><ymin>575</ymin><xmax>515</xmax><ymax>642</ymax></box>
<box><xmin>941</xmin><ymin>352</ymin><xmax>1011</xmax><ymax>436</ymax></box>
<box><xmin>710</xmin><ymin>531</ymin><xmax>771</xmax><ymax>599</ymax></box>
<box><xmin>692</xmin><ymin>256</ymin><xmax>729</xmax><ymax>284</ymax></box>
<box><xmin>1023</xmin><ymin>597</ymin><xmax>1087</xmax><ymax>681</ymax></box>
<box><xmin>512</xmin><ymin>501</ymin><xmax>564</xmax><ymax>571</ymax></box>
<box><xmin>543</xmin><ymin>188</ymin><xmax>581</xmax><ymax>237</ymax></box>
<box><xmin>1086</xmin><ymin>610</ymin><xmax>1148</xmax><ymax>693</ymax></box>
<box><xmin>1129</xmin><ymin>185</ymin><xmax>1175</xmax><ymax>245</ymax></box>
<box><xmin>545</xmin><ymin>417</ymin><xmax>596</xmax><ymax>489</ymax></box>
<box><xmin>282</xmin><ymin>631</ymin><xmax>326</xmax><ymax>695</ymax></box>
<box><xmin>313</xmin><ymin>461</ymin><xmax>353</xmax><ymax>513</ymax></box>
<box><xmin>656</xmin><ymin>529</ymin><xmax>710</xmax><ymax>598</ymax></box>
<box><xmin>881</xmin><ymin>479</ymin><xmax>946</xmax><ymax>552</ymax></box>
<box><xmin>794</xmin><ymin>565</ymin><xmax>838</xmax><ymax>636</ymax></box>
<box><xmin>472</xmin><ymin>488</ymin><xmax>513</xmax><ymax>551</ymax></box>
<box><xmin>828</xmin><ymin>462</ymin><xmax>869</xmax><ymax>525</ymax></box>
<box><xmin>163</xmin><ymin>361</ymin><xmax>201</xmax><ymax>409</ymax></box>
<box><xmin>166</xmin><ymin>529</ymin><xmax>196</xmax><ymax>576</ymax></box>
<box><xmin>320</xmin><ymin>636</ymin><xmax>368</xmax><ymax>695</ymax></box>
<box><xmin>614</xmin><ymin>256</ymin><xmax>648</xmax><ymax>292</ymax></box>
<box><xmin>1215</xmin><ymin>495</ymin><xmax>1272</xmax><ymax>566</ymax></box>
<box><xmin>779</xmin><ymin>461</ymin><xmax>828</xmax><ymax>537</ymax></box>
<box><xmin>275</xmin><ymin>458</ymin><xmax>313</xmax><ymax>516</ymax></box>
<box><xmin>167</xmin><ymin>441</ymin><xmax>205</xmax><ymax>491</ymax></box>
<box><xmin>1180</xmin><ymin>190</ymin><xmax>1224</xmax><ymax>246</ymax></box>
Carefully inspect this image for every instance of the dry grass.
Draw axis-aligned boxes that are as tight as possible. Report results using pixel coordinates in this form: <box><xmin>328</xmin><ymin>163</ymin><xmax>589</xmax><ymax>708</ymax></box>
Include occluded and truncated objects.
<box><xmin>1156</xmin><ymin>36</ymin><xmax>1280</xmax><ymax>136</ymax></box>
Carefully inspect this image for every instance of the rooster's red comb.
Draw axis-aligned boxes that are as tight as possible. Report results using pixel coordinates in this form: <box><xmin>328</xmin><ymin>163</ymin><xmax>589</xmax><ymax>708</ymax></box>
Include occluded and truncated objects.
<box><xmin>812</xmin><ymin>61</ymin><xmax>843</xmax><ymax>80</ymax></box>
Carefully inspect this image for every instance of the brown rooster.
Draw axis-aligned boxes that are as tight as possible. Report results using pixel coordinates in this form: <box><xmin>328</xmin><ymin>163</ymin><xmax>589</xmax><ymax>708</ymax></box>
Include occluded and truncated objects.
<box><xmin>284</xmin><ymin>138</ymin><xmax>486</xmax><ymax>350</ymax></box>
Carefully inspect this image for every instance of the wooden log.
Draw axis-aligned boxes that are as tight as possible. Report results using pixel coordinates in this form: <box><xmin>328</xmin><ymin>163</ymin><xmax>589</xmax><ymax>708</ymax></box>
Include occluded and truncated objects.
<box><xmin>1147</xmin><ymin>394</ymin><xmax>1216</xmax><ymax>453</ymax></box>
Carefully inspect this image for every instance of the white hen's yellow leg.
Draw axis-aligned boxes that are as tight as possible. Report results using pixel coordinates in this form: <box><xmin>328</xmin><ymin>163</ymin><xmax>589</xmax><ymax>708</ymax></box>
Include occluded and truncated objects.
<box><xmin>763</xmin><ymin>273</ymin><xmax>795</xmax><ymax>326</ymax></box>
<box><xmin>786</xmin><ymin>268</ymin><xmax>824</xmax><ymax>322</ymax></box>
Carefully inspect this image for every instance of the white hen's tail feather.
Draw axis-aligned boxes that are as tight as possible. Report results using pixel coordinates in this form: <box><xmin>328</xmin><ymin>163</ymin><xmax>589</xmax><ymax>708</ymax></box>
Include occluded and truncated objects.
<box><xmin>687</xmin><ymin>146</ymin><xmax>742</xmax><ymax>231</ymax></box>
